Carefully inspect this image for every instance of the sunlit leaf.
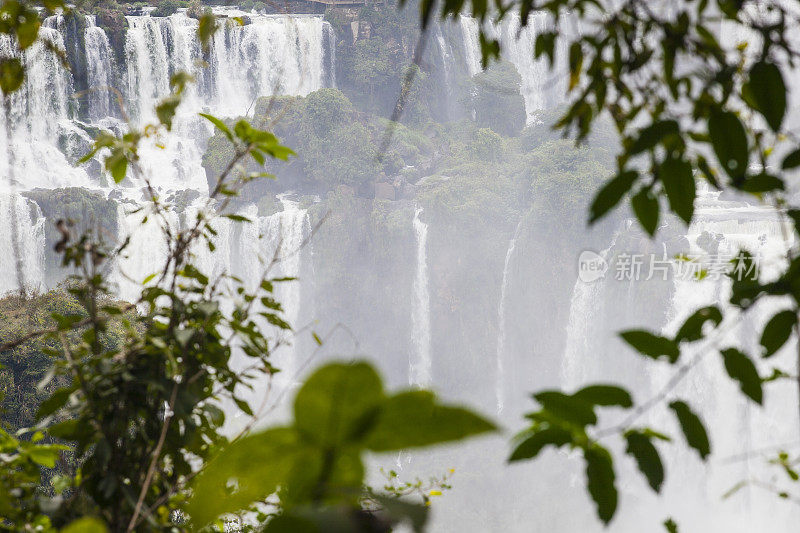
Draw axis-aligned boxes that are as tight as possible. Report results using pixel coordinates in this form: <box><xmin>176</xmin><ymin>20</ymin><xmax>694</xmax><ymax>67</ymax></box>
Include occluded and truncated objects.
<box><xmin>365</xmin><ymin>390</ymin><xmax>495</xmax><ymax>451</ymax></box>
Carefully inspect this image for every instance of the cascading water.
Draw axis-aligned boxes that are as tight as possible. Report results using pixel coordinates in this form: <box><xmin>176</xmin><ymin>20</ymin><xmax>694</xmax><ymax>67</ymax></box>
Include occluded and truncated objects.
<box><xmin>410</xmin><ymin>207</ymin><xmax>432</xmax><ymax>387</ymax></box>
<box><xmin>561</xmin><ymin>233</ymin><xmax>619</xmax><ymax>388</ymax></box>
<box><xmin>84</xmin><ymin>16</ymin><xmax>114</xmax><ymax>121</ymax></box>
<box><xmin>458</xmin><ymin>12</ymin><xmax>576</xmax><ymax>120</ymax></box>
<box><xmin>259</xmin><ymin>196</ymin><xmax>310</xmax><ymax>384</ymax></box>
<box><xmin>459</xmin><ymin>15</ymin><xmax>482</xmax><ymax>77</ymax></box>
<box><xmin>0</xmin><ymin>194</ymin><xmax>46</xmax><ymax>295</ymax></box>
<box><xmin>494</xmin><ymin>218</ymin><xmax>524</xmax><ymax>414</ymax></box>
<box><xmin>559</xmin><ymin>185</ymin><xmax>800</xmax><ymax>530</ymax></box>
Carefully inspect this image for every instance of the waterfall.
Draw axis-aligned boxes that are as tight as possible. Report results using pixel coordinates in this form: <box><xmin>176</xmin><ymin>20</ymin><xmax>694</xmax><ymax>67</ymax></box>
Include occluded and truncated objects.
<box><xmin>84</xmin><ymin>16</ymin><xmax>114</xmax><ymax>121</ymax></box>
<box><xmin>259</xmin><ymin>195</ymin><xmax>310</xmax><ymax>383</ymax></box>
<box><xmin>460</xmin><ymin>12</ymin><xmax>575</xmax><ymax>120</ymax></box>
<box><xmin>0</xmin><ymin>194</ymin><xmax>46</xmax><ymax>295</ymax></box>
<box><xmin>560</xmin><ymin>186</ymin><xmax>799</xmax><ymax>528</ymax></box>
<box><xmin>459</xmin><ymin>15</ymin><xmax>482</xmax><ymax>77</ymax></box>
<box><xmin>561</xmin><ymin>233</ymin><xmax>618</xmax><ymax>388</ymax></box>
<box><xmin>494</xmin><ymin>218</ymin><xmax>523</xmax><ymax>413</ymax></box>
<box><xmin>410</xmin><ymin>207</ymin><xmax>432</xmax><ymax>387</ymax></box>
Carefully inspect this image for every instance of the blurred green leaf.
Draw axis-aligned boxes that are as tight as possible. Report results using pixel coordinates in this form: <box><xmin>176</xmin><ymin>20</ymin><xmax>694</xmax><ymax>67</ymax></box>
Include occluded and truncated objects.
<box><xmin>0</xmin><ymin>57</ymin><xmax>24</xmax><ymax>94</ymax></box>
<box><xmin>589</xmin><ymin>171</ymin><xmax>637</xmax><ymax>223</ymax></box>
<box><xmin>708</xmin><ymin>111</ymin><xmax>748</xmax><ymax>179</ymax></box>
<box><xmin>660</xmin><ymin>158</ymin><xmax>695</xmax><ymax>224</ymax></box>
<box><xmin>744</xmin><ymin>62</ymin><xmax>786</xmax><ymax>132</ymax></box>
<box><xmin>365</xmin><ymin>390</ymin><xmax>495</xmax><ymax>451</ymax></box>
<box><xmin>294</xmin><ymin>361</ymin><xmax>384</xmax><ymax>447</ymax></box>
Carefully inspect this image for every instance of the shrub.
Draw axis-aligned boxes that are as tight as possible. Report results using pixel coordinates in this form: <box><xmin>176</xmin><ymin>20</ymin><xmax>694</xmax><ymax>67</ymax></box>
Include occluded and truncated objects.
<box><xmin>151</xmin><ymin>0</ymin><xmax>180</xmax><ymax>16</ymax></box>
<box><xmin>472</xmin><ymin>60</ymin><xmax>526</xmax><ymax>137</ymax></box>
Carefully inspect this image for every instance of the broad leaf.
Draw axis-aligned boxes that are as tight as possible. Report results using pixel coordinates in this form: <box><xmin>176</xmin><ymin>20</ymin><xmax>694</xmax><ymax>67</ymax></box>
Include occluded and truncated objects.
<box><xmin>188</xmin><ymin>427</ymin><xmax>311</xmax><ymax>527</ymax></box>
<box><xmin>660</xmin><ymin>158</ymin><xmax>695</xmax><ymax>224</ymax></box>
<box><xmin>708</xmin><ymin>111</ymin><xmax>748</xmax><ymax>179</ymax></box>
<box><xmin>760</xmin><ymin>309</ymin><xmax>796</xmax><ymax>357</ymax></box>
<box><xmin>624</xmin><ymin>431</ymin><xmax>664</xmax><ymax>492</ymax></box>
<box><xmin>720</xmin><ymin>348</ymin><xmax>762</xmax><ymax>404</ymax></box>
<box><xmin>294</xmin><ymin>361</ymin><xmax>384</xmax><ymax>447</ymax></box>
<box><xmin>573</xmin><ymin>385</ymin><xmax>633</xmax><ymax>408</ymax></box>
<box><xmin>629</xmin><ymin>120</ymin><xmax>679</xmax><ymax>155</ymax></box>
<box><xmin>669</xmin><ymin>401</ymin><xmax>710</xmax><ymax>459</ymax></box>
<box><xmin>745</xmin><ymin>62</ymin><xmax>786</xmax><ymax>132</ymax></box>
<box><xmin>533</xmin><ymin>391</ymin><xmax>597</xmax><ymax>427</ymax></box>
<box><xmin>0</xmin><ymin>57</ymin><xmax>24</xmax><ymax>94</ymax></box>
<box><xmin>631</xmin><ymin>189</ymin><xmax>659</xmax><ymax>236</ymax></box>
<box><xmin>620</xmin><ymin>330</ymin><xmax>680</xmax><ymax>363</ymax></box>
<box><xmin>61</xmin><ymin>517</ymin><xmax>108</xmax><ymax>533</ymax></box>
<box><xmin>589</xmin><ymin>171</ymin><xmax>637</xmax><ymax>223</ymax></box>
<box><xmin>365</xmin><ymin>390</ymin><xmax>495</xmax><ymax>451</ymax></box>
<box><xmin>584</xmin><ymin>445</ymin><xmax>617</xmax><ymax>524</ymax></box>
<box><xmin>675</xmin><ymin>306</ymin><xmax>722</xmax><ymax>343</ymax></box>
<box><xmin>508</xmin><ymin>426</ymin><xmax>572</xmax><ymax>462</ymax></box>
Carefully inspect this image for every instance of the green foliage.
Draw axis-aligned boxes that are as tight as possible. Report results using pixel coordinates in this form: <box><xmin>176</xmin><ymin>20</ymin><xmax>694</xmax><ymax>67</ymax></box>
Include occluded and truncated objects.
<box><xmin>151</xmin><ymin>0</ymin><xmax>180</xmax><ymax>17</ymax></box>
<box><xmin>188</xmin><ymin>361</ymin><xmax>494</xmax><ymax>528</ymax></box>
<box><xmin>0</xmin><ymin>290</ymin><xmax>128</xmax><ymax>431</ymax></box>
<box><xmin>0</xmin><ymin>428</ymin><xmax>67</xmax><ymax>530</ymax></box>
<box><xmin>471</xmin><ymin>61</ymin><xmax>526</xmax><ymax>136</ymax></box>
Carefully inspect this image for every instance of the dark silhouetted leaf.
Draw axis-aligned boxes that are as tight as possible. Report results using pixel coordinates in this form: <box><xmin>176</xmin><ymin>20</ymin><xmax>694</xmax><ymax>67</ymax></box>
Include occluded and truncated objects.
<box><xmin>589</xmin><ymin>171</ymin><xmax>637</xmax><ymax>223</ymax></box>
<box><xmin>624</xmin><ymin>431</ymin><xmax>664</xmax><ymax>492</ymax></box>
<box><xmin>669</xmin><ymin>401</ymin><xmax>710</xmax><ymax>459</ymax></box>
<box><xmin>782</xmin><ymin>148</ymin><xmax>800</xmax><ymax>170</ymax></box>
<box><xmin>660</xmin><ymin>158</ymin><xmax>695</xmax><ymax>224</ymax></box>
<box><xmin>632</xmin><ymin>189</ymin><xmax>659</xmax><ymax>236</ymax></box>
<box><xmin>584</xmin><ymin>445</ymin><xmax>617</xmax><ymax>524</ymax></box>
<box><xmin>620</xmin><ymin>330</ymin><xmax>680</xmax><ymax>363</ymax></box>
<box><xmin>508</xmin><ymin>426</ymin><xmax>572</xmax><ymax>462</ymax></box>
<box><xmin>760</xmin><ymin>309</ymin><xmax>796</xmax><ymax>358</ymax></box>
<box><xmin>533</xmin><ymin>391</ymin><xmax>597</xmax><ymax>427</ymax></box>
<box><xmin>573</xmin><ymin>385</ymin><xmax>633</xmax><ymax>408</ymax></box>
<box><xmin>745</xmin><ymin>62</ymin><xmax>786</xmax><ymax>132</ymax></box>
<box><xmin>675</xmin><ymin>306</ymin><xmax>723</xmax><ymax>343</ymax></box>
<box><xmin>720</xmin><ymin>348</ymin><xmax>762</xmax><ymax>404</ymax></box>
<box><xmin>708</xmin><ymin>111</ymin><xmax>748</xmax><ymax>179</ymax></box>
<box><xmin>630</xmin><ymin>120</ymin><xmax>679</xmax><ymax>154</ymax></box>
<box><xmin>741</xmin><ymin>173</ymin><xmax>783</xmax><ymax>193</ymax></box>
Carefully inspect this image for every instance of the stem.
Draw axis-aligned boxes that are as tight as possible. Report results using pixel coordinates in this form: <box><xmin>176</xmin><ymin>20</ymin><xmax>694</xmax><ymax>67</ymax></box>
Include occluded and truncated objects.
<box><xmin>127</xmin><ymin>382</ymin><xmax>179</xmax><ymax>532</ymax></box>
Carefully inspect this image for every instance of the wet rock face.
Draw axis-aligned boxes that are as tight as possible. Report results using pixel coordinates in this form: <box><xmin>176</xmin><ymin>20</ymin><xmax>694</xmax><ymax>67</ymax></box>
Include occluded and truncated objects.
<box><xmin>56</xmin><ymin>122</ymin><xmax>103</xmax><ymax>181</ymax></box>
<box><xmin>96</xmin><ymin>8</ymin><xmax>128</xmax><ymax>65</ymax></box>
